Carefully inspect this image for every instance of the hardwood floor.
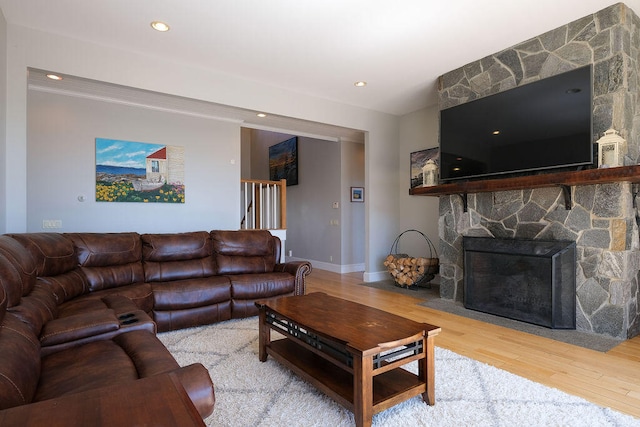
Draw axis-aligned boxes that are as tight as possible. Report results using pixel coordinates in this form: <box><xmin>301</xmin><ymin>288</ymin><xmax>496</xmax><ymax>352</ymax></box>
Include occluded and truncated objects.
<box><xmin>306</xmin><ymin>269</ymin><xmax>640</xmax><ymax>419</ymax></box>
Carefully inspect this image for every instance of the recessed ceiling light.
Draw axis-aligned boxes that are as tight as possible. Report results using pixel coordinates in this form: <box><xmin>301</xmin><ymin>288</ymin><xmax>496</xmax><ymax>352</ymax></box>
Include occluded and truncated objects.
<box><xmin>46</xmin><ymin>74</ymin><xmax>63</xmax><ymax>81</ymax></box>
<box><xmin>257</xmin><ymin>113</ymin><xmax>267</xmax><ymax>118</ymax></box>
<box><xmin>151</xmin><ymin>21</ymin><xmax>170</xmax><ymax>32</ymax></box>
<box><xmin>354</xmin><ymin>81</ymin><xmax>367</xmax><ymax>87</ymax></box>
<box><xmin>492</xmin><ymin>130</ymin><xmax>500</xmax><ymax>135</ymax></box>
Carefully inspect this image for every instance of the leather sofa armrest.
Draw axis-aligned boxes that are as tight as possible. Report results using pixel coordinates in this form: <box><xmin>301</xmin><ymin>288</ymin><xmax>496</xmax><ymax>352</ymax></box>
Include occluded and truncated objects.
<box><xmin>275</xmin><ymin>261</ymin><xmax>312</xmax><ymax>295</ymax></box>
<box><xmin>40</xmin><ymin>309</ymin><xmax>156</xmax><ymax>357</ymax></box>
<box><xmin>40</xmin><ymin>309</ymin><xmax>120</xmax><ymax>347</ymax></box>
<box><xmin>169</xmin><ymin>363</ymin><xmax>215</xmax><ymax>419</ymax></box>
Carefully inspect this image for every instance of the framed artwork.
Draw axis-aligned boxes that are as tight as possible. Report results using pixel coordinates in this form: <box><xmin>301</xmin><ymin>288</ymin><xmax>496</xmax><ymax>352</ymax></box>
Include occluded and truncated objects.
<box><xmin>95</xmin><ymin>138</ymin><xmax>185</xmax><ymax>203</ymax></box>
<box><xmin>410</xmin><ymin>147</ymin><xmax>439</xmax><ymax>189</ymax></box>
<box><xmin>269</xmin><ymin>137</ymin><xmax>298</xmax><ymax>186</ymax></box>
<box><xmin>351</xmin><ymin>187</ymin><xmax>364</xmax><ymax>202</ymax></box>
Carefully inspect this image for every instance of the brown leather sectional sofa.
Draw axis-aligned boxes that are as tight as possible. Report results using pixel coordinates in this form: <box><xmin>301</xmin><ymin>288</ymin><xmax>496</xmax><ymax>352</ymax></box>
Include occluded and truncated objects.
<box><xmin>0</xmin><ymin>229</ymin><xmax>311</xmax><ymax>422</ymax></box>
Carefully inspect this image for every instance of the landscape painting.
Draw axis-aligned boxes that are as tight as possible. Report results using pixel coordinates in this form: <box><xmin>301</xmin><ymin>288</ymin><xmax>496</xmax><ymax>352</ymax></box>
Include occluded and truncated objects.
<box><xmin>269</xmin><ymin>137</ymin><xmax>298</xmax><ymax>186</ymax></box>
<box><xmin>95</xmin><ymin>138</ymin><xmax>185</xmax><ymax>203</ymax></box>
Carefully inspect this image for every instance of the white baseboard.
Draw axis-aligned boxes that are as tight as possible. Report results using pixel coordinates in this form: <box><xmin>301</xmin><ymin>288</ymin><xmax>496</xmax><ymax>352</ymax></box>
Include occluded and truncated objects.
<box><xmin>286</xmin><ymin>257</ymin><xmax>382</xmax><ymax>282</ymax></box>
<box><xmin>340</xmin><ymin>263</ymin><xmax>366</xmax><ymax>273</ymax></box>
<box><xmin>310</xmin><ymin>260</ymin><xmax>342</xmax><ymax>274</ymax></box>
<box><xmin>363</xmin><ymin>270</ymin><xmax>389</xmax><ymax>282</ymax></box>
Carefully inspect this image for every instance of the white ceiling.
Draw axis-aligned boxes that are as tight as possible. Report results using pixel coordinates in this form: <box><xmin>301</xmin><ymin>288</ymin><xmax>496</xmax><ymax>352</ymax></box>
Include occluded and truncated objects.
<box><xmin>3</xmin><ymin>0</ymin><xmax>639</xmax><ymax>118</ymax></box>
<box><xmin>26</xmin><ymin>68</ymin><xmax>367</xmax><ymax>142</ymax></box>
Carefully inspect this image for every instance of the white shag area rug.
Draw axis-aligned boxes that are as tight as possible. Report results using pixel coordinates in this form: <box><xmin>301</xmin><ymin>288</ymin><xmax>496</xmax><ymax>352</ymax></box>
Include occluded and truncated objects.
<box><xmin>158</xmin><ymin>318</ymin><xmax>640</xmax><ymax>427</ymax></box>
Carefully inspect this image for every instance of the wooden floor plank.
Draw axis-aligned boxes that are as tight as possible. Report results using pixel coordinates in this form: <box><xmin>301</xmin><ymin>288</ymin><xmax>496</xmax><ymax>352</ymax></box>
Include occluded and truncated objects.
<box><xmin>306</xmin><ymin>269</ymin><xmax>640</xmax><ymax>420</ymax></box>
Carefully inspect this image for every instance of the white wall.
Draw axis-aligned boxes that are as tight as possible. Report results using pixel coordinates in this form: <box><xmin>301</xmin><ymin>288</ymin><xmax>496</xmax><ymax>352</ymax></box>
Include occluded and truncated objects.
<box><xmin>5</xmin><ymin>23</ymin><xmax>28</xmax><ymax>232</ymax></box>
<box><xmin>240</xmin><ymin>127</ymin><xmax>252</xmax><ymax>180</ymax></box>
<box><xmin>246</xmin><ymin>128</ymin><xmax>278</xmax><ymax>181</ymax></box>
<box><xmin>290</xmin><ymin>137</ymin><xmax>342</xmax><ymax>265</ymax></box>
<box><xmin>27</xmin><ymin>89</ymin><xmax>241</xmax><ymax>232</ymax></box>
<box><xmin>363</xmin><ymin>121</ymin><xmax>401</xmax><ymax>282</ymax></box>
<box><xmin>341</xmin><ymin>140</ymin><xmax>365</xmax><ymax>270</ymax></box>
<box><xmin>398</xmin><ymin>106</ymin><xmax>440</xmax><ymax>258</ymax></box>
<box><xmin>0</xmin><ymin>10</ymin><xmax>6</xmax><ymax>233</ymax></box>
<box><xmin>3</xmin><ymin>21</ymin><xmax>403</xmax><ymax>280</ymax></box>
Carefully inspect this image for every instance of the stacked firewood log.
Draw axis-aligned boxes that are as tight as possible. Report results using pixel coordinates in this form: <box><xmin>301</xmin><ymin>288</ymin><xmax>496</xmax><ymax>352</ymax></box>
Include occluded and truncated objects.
<box><xmin>384</xmin><ymin>254</ymin><xmax>438</xmax><ymax>287</ymax></box>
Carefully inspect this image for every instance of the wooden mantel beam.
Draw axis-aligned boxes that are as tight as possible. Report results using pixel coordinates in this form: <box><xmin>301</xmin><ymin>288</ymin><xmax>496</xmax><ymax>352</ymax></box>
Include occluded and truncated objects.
<box><xmin>409</xmin><ymin>165</ymin><xmax>640</xmax><ymax>197</ymax></box>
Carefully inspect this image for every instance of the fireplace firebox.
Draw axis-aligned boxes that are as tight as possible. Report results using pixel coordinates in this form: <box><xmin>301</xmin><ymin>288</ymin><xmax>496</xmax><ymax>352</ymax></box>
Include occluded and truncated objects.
<box><xmin>463</xmin><ymin>237</ymin><xmax>576</xmax><ymax>329</ymax></box>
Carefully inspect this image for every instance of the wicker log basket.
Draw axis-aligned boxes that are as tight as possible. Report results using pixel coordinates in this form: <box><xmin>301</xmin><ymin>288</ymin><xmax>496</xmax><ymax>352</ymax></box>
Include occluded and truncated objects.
<box><xmin>383</xmin><ymin>229</ymin><xmax>439</xmax><ymax>288</ymax></box>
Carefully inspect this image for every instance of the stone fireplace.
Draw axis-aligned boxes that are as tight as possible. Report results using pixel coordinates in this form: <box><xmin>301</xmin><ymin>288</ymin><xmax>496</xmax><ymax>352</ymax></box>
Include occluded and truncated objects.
<box><xmin>463</xmin><ymin>237</ymin><xmax>576</xmax><ymax>329</ymax></box>
<box><xmin>437</xmin><ymin>3</ymin><xmax>640</xmax><ymax>339</ymax></box>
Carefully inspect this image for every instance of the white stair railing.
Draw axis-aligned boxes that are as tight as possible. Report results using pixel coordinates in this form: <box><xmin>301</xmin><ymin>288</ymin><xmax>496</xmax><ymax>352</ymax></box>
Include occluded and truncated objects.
<box><xmin>240</xmin><ymin>179</ymin><xmax>287</xmax><ymax>230</ymax></box>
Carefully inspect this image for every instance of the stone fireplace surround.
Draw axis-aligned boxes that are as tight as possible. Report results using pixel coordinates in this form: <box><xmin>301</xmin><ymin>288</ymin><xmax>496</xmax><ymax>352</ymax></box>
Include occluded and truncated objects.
<box><xmin>437</xmin><ymin>3</ymin><xmax>640</xmax><ymax>339</ymax></box>
<box><xmin>463</xmin><ymin>236</ymin><xmax>577</xmax><ymax>330</ymax></box>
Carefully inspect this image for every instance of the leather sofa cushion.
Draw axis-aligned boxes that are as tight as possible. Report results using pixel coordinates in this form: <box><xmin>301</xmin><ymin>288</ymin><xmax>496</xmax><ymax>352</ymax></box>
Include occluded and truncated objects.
<box><xmin>1</xmin><ymin>235</ymin><xmax>90</xmax><ymax>323</ymax></box>
<box><xmin>8</xmin><ymin>282</ymin><xmax>57</xmax><ymax>336</ymax></box>
<box><xmin>211</xmin><ymin>230</ymin><xmax>277</xmax><ymax>274</ymax></box>
<box><xmin>143</xmin><ymin>232</ymin><xmax>215</xmax><ymax>282</ymax></box>
<box><xmin>0</xmin><ymin>253</ymin><xmax>22</xmax><ymax>310</ymax></box>
<box><xmin>40</xmin><ymin>309</ymin><xmax>156</xmax><ymax>357</ymax></box>
<box><xmin>53</xmin><ymin>294</ymin><xmax>147</xmax><ymax>319</ymax></box>
<box><xmin>66</xmin><ymin>233</ymin><xmax>141</xmax><ymax>267</ymax></box>
<box><xmin>144</xmin><ymin>257</ymin><xmax>216</xmax><ymax>282</ymax></box>
<box><xmin>142</xmin><ymin>231</ymin><xmax>212</xmax><ymax>262</ymax></box>
<box><xmin>211</xmin><ymin>230</ymin><xmax>275</xmax><ymax>257</ymax></box>
<box><xmin>152</xmin><ymin>277</ymin><xmax>231</xmax><ymax>310</ymax></box>
<box><xmin>0</xmin><ymin>276</ymin><xmax>5</xmax><ymax>320</ymax></box>
<box><xmin>37</xmin><ymin>270</ymin><xmax>89</xmax><ymax>304</ymax></box>
<box><xmin>154</xmin><ymin>302</ymin><xmax>232</xmax><ymax>332</ymax></box>
<box><xmin>5</xmin><ymin>233</ymin><xmax>75</xmax><ymax>277</ymax></box>
<box><xmin>57</xmin><ymin>282</ymin><xmax>154</xmax><ymax>316</ymax></box>
<box><xmin>39</xmin><ymin>309</ymin><xmax>120</xmax><ymax>346</ymax></box>
<box><xmin>228</xmin><ymin>272</ymin><xmax>295</xmax><ymax>299</ymax></box>
<box><xmin>65</xmin><ymin>233</ymin><xmax>145</xmax><ymax>292</ymax></box>
<box><xmin>231</xmin><ymin>299</ymin><xmax>262</xmax><ymax>318</ymax></box>
<box><xmin>0</xmin><ymin>249</ymin><xmax>58</xmax><ymax>336</ymax></box>
<box><xmin>35</xmin><ymin>340</ymin><xmax>136</xmax><ymax>401</ymax></box>
<box><xmin>0</xmin><ymin>237</ymin><xmax>38</xmax><ymax>306</ymax></box>
<box><xmin>34</xmin><ymin>330</ymin><xmax>180</xmax><ymax>402</ymax></box>
<box><xmin>0</xmin><ymin>313</ymin><xmax>40</xmax><ymax>410</ymax></box>
<box><xmin>81</xmin><ymin>263</ymin><xmax>145</xmax><ymax>292</ymax></box>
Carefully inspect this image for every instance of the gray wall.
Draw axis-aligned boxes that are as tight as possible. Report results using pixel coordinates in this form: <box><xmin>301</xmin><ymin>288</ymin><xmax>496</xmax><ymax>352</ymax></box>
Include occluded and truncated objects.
<box><xmin>27</xmin><ymin>89</ymin><xmax>241</xmax><ymax>233</ymax></box>
<box><xmin>0</xmin><ymin>11</ymin><xmax>6</xmax><ymax>234</ymax></box>
<box><xmin>340</xmin><ymin>139</ymin><xmax>365</xmax><ymax>268</ymax></box>
<box><xmin>398</xmin><ymin>106</ymin><xmax>440</xmax><ymax>260</ymax></box>
<box><xmin>246</xmin><ymin>129</ymin><xmax>366</xmax><ymax>271</ymax></box>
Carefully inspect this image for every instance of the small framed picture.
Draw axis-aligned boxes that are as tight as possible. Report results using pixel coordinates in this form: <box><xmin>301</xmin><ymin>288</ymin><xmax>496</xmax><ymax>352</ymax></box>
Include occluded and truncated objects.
<box><xmin>351</xmin><ymin>187</ymin><xmax>364</xmax><ymax>202</ymax></box>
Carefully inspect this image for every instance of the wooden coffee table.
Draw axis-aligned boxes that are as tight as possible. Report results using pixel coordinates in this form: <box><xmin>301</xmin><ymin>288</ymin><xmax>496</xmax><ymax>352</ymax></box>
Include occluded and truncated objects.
<box><xmin>256</xmin><ymin>292</ymin><xmax>441</xmax><ymax>427</ymax></box>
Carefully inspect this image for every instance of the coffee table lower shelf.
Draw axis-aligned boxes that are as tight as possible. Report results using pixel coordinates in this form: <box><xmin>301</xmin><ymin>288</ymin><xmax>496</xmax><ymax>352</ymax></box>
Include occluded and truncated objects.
<box><xmin>267</xmin><ymin>338</ymin><xmax>427</xmax><ymax>415</ymax></box>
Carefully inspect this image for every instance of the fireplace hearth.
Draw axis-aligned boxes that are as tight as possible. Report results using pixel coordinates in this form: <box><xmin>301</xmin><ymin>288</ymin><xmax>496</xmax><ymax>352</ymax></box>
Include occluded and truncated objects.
<box><xmin>463</xmin><ymin>237</ymin><xmax>576</xmax><ymax>329</ymax></box>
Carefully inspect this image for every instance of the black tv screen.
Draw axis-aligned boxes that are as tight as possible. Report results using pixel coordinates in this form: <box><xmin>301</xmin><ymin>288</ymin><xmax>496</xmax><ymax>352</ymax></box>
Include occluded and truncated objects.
<box><xmin>439</xmin><ymin>65</ymin><xmax>593</xmax><ymax>182</ymax></box>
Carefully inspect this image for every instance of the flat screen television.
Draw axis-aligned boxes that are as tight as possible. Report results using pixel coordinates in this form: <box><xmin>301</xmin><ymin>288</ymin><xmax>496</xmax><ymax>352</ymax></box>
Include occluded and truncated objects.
<box><xmin>439</xmin><ymin>65</ymin><xmax>593</xmax><ymax>182</ymax></box>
